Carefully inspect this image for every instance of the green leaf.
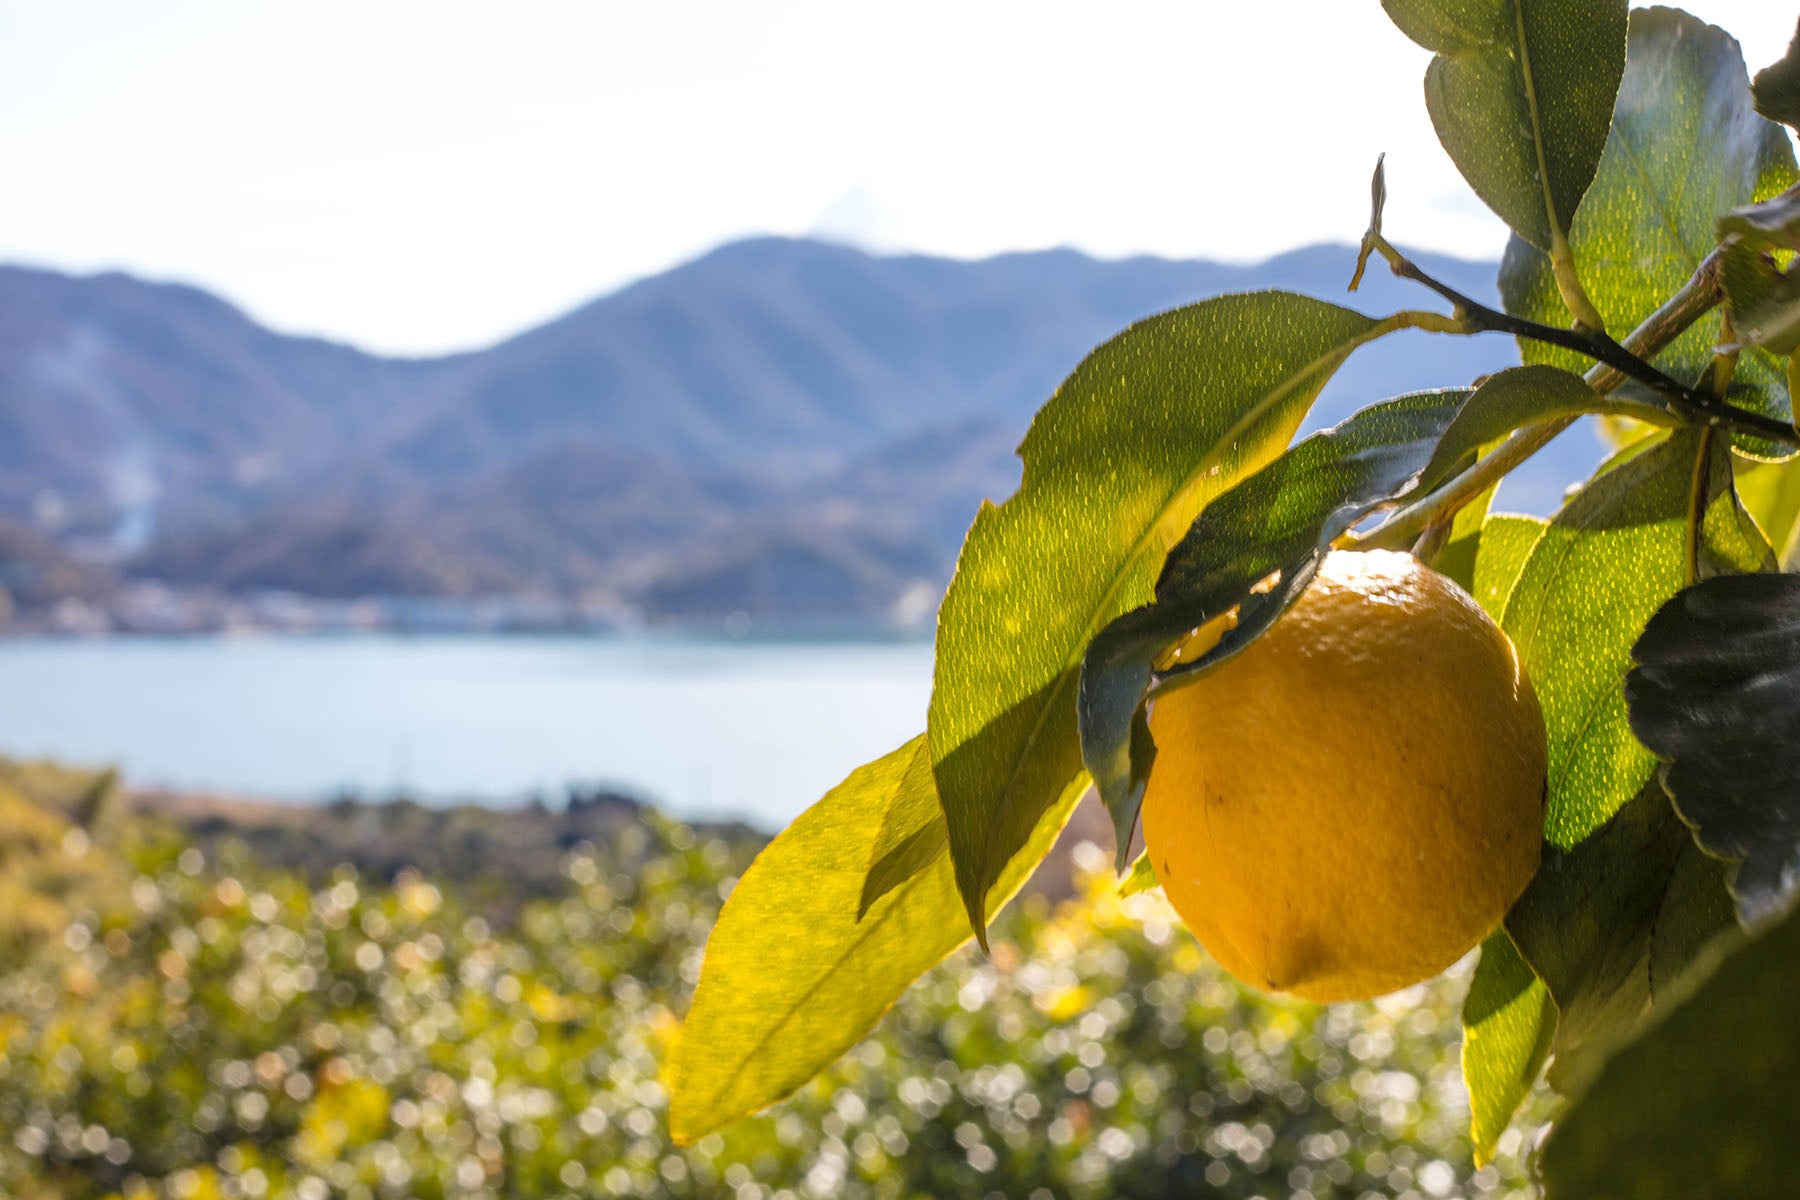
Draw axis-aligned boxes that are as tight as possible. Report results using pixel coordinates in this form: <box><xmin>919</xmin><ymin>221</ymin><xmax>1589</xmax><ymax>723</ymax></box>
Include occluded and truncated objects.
<box><xmin>1505</xmin><ymin>777</ymin><xmax>1736</xmax><ymax>1094</ymax></box>
<box><xmin>1627</xmin><ymin>572</ymin><xmax>1800</xmax><ymax>924</ymax></box>
<box><xmin>1461</xmin><ymin>932</ymin><xmax>1554</xmax><ymax>1166</ymax></box>
<box><xmin>1499</xmin><ymin>8</ymin><xmax>1799</xmax><ymax>441</ymax></box>
<box><xmin>1718</xmin><ymin>188</ymin><xmax>1800</xmax><ymax>252</ymax></box>
<box><xmin>1470</xmin><ymin>513</ymin><xmax>1548</xmax><ymax>619</ymax></box>
<box><xmin>1542</xmin><ymin>895</ymin><xmax>1800</xmax><ymax>1199</ymax></box>
<box><xmin>1458</xmin><ymin>512</ymin><xmax>1553</xmax><ymax>1161</ymax></box>
<box><xmin>1734</xmin><ymin>455</ymin><xmax>1800</xmax><ymax>565</ymax></box>
<box><xmin>669</xmin><ymin>735</ymin><xmax>1081</xmax><ymax>1143</ymax></box>
<box><xmin>1380</xmin><ymin>0</ymin><xmax>1625</xmax><ymax>254</ymax></box>
<box><xmin>1501</xmin><ymin>428</ymin><xmax>1705</xmax><ymax>851</ymax></box>
<box><xmin>1720</xmin><ymin>239</ymin><xmax>1800</xmax><ymax>355</ymax></box>
<box><xmin>1418</xmin><ymin>365</ymin><xmax>1668</xmax><ymax>489</ymax></box>
<box><xmin>1497</xmin><ymin>430</ymin><xmax>1768</xmax><ymax>1098</ymax></box>
<box><xmin>1118</xmin><ymin>853</ymin><xmax>1159</xmax><ymax>899</ymax></box>
<box><xmin>1751</xmin><ymin>16</ymin><xmax>1800</xmax><ymax>132</ymax></box>
<box><xmin>1078</xmin><ymin>389</ymin><xmax>1469</xmax><ymax>856</ymax></box>
<box><xmin>855</xmin><ymin>746</ymin><xmax>945</xmax><ymax>919</ymax></box>
<box><xmin>931</xmin><ymin>292</ymin><xmax>1399</xmax><ymax>936</ymax></box>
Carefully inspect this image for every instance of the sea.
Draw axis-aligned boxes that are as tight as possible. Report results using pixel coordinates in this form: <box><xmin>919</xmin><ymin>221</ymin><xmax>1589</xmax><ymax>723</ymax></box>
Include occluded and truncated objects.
<box><xmin>0</xmin><ymin>634</ymin><xmax>934</xmax><ymax>829</ymax></box>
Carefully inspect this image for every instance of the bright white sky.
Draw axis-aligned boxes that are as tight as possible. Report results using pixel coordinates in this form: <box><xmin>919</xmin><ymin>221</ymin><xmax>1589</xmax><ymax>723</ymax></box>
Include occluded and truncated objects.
<box><xmin>1</xmin><ymin>1</ymin><xmax>1792</xmax><ymax>356</ymax></box>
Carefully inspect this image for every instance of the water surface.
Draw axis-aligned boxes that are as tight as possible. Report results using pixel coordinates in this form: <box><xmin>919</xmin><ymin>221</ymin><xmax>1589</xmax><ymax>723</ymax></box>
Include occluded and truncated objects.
<box><xmin>0</xmin><ymin>635</ymin><xmax>933</xmax><ymax>828</ymax></box>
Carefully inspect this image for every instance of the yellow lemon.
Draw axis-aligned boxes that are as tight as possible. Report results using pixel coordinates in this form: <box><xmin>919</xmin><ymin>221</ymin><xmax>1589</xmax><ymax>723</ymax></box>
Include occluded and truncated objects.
<box><xmin>1142</xmin><ymin>548</ymin><xmax>1545</xmax><ymax>1003</ymax></box>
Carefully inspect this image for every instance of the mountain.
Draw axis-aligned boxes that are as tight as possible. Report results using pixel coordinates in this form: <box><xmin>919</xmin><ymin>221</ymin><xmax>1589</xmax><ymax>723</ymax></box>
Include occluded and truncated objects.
<box><xmin>0</xmin><ymin>238</ymin><xmax>1604</xmax><ymax>630</ymax></box>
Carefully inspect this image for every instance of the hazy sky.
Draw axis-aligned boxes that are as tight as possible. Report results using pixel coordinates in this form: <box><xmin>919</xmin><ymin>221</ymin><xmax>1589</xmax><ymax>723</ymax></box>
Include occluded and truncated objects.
<box><xmin>2</xmin><ymin>2</ymin><xmax>1793</xmax><ymax>355</ymax></box>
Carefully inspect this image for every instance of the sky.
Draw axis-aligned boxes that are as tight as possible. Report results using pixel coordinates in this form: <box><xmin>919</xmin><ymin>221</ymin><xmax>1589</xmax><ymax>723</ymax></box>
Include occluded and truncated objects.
<box><xmin>1</xmin><ymin>1</ymin><xmax>1794</xmax><ymax>357</ymax></box>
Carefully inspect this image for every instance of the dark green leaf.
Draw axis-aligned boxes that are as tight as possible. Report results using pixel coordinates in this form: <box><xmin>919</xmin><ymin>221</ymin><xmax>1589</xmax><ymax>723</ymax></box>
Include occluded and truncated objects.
<box><xmin>931</xmin><ymin>292</ymin><xmax>1399</xmax><ymax>937</ymax></box>
<box><xmin>1499</xmin><ymin>8</ymin><xmax>1798</xmax><ymax>441</ymax></box>
<box><xmin>1381</xmin><ymin>0</ymin><xmax>1626</xmax><ymax>252</ymax></box>
<box><xmin>1506</xmin><ymin>778</ymin><xmax>1736</xmax><ymax>1094</ymax></box>
<box><xmin>1751</xmin><ymin>17</ymin><xmax>1800</xmax><ymax>131</ymax></box>
<box><xmin>1078</xmin><ymin>390</ymin><xmax>1468</xmax><ymax>857</ymax></box>
<box><xmin>1627</xmin><ymin>572</ymin><xmax>1800</xmax><ymax>924</ymax></box>
<box><xmin>1461</xmin><ymin>932</ymin><xmax>1554</xmax><ymax>1166</ymax></box>
<box><xmin>1542</xmin><ymin>895</ymin><xmax>1800</xmax><ymax>1199</ymax></box>
<box><xmin>670</xmin><ymin>735</ymin><xmax>1081</xmax><ymax>1143</ymax></box>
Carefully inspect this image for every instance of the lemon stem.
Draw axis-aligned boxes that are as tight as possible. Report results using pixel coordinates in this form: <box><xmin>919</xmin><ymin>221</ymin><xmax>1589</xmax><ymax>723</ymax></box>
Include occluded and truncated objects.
<box><xmin>1349</xmin><ymin>248</ymin><xmax>1738</xmax><ymax>553</ymax></box>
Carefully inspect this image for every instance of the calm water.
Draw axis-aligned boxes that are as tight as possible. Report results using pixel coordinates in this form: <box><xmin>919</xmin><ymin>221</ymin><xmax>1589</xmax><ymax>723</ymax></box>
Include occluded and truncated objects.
<box><xmin>0</xmin><ymin>635</ymin><xmax>934</xmax><ymax>828</ymax></box>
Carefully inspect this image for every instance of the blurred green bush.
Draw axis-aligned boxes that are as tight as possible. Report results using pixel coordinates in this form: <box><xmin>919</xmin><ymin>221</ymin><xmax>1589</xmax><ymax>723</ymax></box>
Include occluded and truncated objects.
<box><xmin>0</xmin><ymin>768</ymin><xmax>1539</xmax><ymax>1199</ymax></box>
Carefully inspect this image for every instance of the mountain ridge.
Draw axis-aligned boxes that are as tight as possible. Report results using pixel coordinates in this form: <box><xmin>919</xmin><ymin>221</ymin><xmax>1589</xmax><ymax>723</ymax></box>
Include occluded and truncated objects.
<box><xmin>0</xmin><ymin>237</ymin><xmax>1600</xmax><ymax>631</ymax></box>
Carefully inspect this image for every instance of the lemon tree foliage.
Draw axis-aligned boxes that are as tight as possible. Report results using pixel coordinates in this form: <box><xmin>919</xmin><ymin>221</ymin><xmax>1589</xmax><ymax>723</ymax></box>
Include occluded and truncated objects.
<box><xmin>1751</xmin><ymin>17</ymin><xmax>1800</xmax><ymax>131</ymax></box>
<box><xmin>929</xmin><ymin>294</ymin><xmax>1417</xmax><ymax>939</ymax></box>
<box><xmin>1459</xmin><ymin>935</ymin><xmax>1554</xmax><ymax>1166</ymax></box>
<box><xmin>1499</xmin><ymin>8</ymin><xmax>1799</xmax><ymax>442</ymax></box>
<box><xmin>1541</xmin><ymin>895</ymin><xmax>1800</xmax><ymax>1199</ymax></box>
<box><xmin>678</xmin><ymin>0</ymin><xmax>1800</xmax><ymax>1185</ymax></box>
<box><xmin>1381</xmin><ymin>0</ymin><xmax>1626</xmax><ymax>326</ymax></box>
<box><xmin>1627</xmin><ymin>573</ymin><xmax>1800</xmax><ymax>924</ymax></box>
<box><xmin>668</xmin><ymin>736</ymin><xmax>1081</xmax><ymax>1144</ymax></box>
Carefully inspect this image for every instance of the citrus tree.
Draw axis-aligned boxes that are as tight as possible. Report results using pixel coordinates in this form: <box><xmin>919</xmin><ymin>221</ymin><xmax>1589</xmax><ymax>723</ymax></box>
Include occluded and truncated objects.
<box><xmin>672</xmin><ymin>6</ymin><xmax>1800</xmax><ymax>1192</ymax></box>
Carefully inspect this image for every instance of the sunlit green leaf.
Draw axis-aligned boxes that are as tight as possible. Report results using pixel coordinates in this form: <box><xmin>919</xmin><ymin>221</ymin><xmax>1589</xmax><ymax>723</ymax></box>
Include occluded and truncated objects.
<box><xmin>1118</xmin><ymin>853</ymin><xmax>1160</xmax><ymax>899</ymax></box>
<box><xmin>1628</xmin><ymin>572</ymin><xmax>1800</xmax><ymax>924</ymax></box>
<box><xmin>1469</xmin><ymin>513</ymin><xmax>1548</xmax><ymax>619</ymax></box>
<box><xmin>1380</xmin><ymin>0</ymin><xmax>1625</xmax><ymax>253</ymax></box>
<box><xmin>931</xmin><ymin>292</ymin><xmax>1400</xmax><ymax>935</ymax></box>
<box><xmin>669</xmin><ymin>735</ymin><xmax>1081</xmax><ymax>1144</ymax></box>
<box><xmin>1461</xmin><ymin>933</ymin><xmax>1554</xmax><ymax>1166</ymax></box>
<box><xmin>1498</xmin><ymin>430</ymin><xmax>1769</xmax><ymax>1098</ymax></box>
<box><xmin>1500</xmin><ymin>8</ymin><xmax>1799</xmax><ymax>445</ymax></box>
<box><xmin>1458</xmin><ymin>512</ymin><xmax>1553</xmax><ymax>1160</ymax></box>
<box><xmin>1542</xmin><ymin>895</ymin><xmax>1800</xmax><ymax>1199</ymax></box>
<box><xmin>1079</xmin><ymin>390</ymin><xmax>1468</xmax><ymax>855</ymax></box>
<box><xmin>1750</xmin><ymin>16</ymin><xmax>1800</xmax><ymax>132</ymax></box>
<box><xmin>1502</xmin><ymin>428</ymin><xmax>1705</xmax><ymax>851</ymax></box>
<box><xmin>856</xmin><ymin>747</ymin><xmax>944</xmax><ymax>919</ymax></box>
<box><xmin>1734</xmin><ymin>455</ymin><xmax>1800</xmax><ymax>565</ymax></box>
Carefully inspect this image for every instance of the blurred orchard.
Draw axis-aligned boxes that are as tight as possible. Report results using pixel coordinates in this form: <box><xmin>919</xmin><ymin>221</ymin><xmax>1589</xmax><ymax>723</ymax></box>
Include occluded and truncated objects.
<box><xmin>0</xmin><ymin>764</ymin><xmax>1541</xmax><ymax>1200</ymax></box>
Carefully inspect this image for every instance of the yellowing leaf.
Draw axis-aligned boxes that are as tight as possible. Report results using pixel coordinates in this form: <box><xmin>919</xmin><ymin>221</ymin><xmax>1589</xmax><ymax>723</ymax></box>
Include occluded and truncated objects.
<box><xmin>668</xmin><ymin>736</ymin><xmax>1082</xmax><ymax>1145</ymax></box>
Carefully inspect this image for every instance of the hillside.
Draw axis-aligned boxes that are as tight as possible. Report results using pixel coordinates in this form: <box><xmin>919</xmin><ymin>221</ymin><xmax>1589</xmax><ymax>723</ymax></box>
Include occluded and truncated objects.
<box><xmin>0</xmin><ymin>238</ymin><xmax>1592</xmax><ymax>630</ymax></box>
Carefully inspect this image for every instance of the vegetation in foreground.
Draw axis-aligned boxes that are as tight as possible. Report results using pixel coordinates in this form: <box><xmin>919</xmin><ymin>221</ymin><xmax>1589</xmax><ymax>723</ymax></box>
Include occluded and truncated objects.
<box><xmin>0</xmin><ymin>762</ymin><xmax>1537</xmax><ymax>1199</ymax></box>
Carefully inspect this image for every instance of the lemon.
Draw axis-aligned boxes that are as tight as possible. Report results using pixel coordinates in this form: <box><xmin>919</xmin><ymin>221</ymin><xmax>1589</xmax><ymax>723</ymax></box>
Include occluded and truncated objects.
<box><xmin>1142</xmin><ymin>548</ymin><xmax>1545</xmax><ymax>1003</ymax></box>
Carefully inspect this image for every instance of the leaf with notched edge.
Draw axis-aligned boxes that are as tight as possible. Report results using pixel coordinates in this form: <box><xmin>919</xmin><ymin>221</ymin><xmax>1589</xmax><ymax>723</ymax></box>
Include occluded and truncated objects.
<box><xmin>1628</xmin><ymin>572</ymin><xmax>1800</xmax><ymax>925</ymax></box>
